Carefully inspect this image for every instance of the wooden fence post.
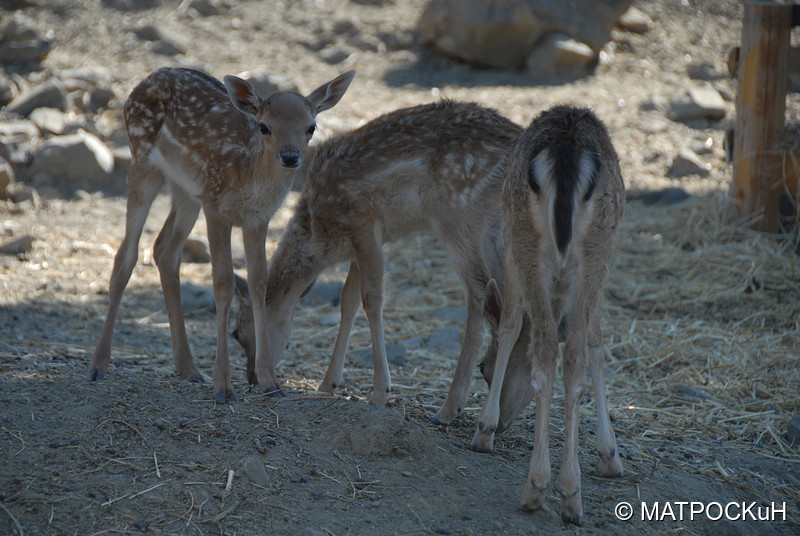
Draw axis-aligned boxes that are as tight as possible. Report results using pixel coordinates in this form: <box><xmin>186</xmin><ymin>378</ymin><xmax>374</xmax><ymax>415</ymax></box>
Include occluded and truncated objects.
<box><xmin>731</xmin><ymin>1</ymin><xmax>792</xmax><ymax>232</ymax></box>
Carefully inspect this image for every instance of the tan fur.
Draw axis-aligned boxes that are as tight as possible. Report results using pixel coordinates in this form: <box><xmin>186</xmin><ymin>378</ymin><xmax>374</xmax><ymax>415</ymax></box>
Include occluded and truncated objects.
<box><xmin>471</xmin><ymin>105</ymin><xmax>625</xmax><ymax>525</ymax></box>
<box><xmin>88</xmin><ymin>67</ymin><xmax>353</xmax><ymax>403</ymax></box>
<box><xmin>233</xmin><ymin>100</ymin><xmax>523</xmax><ymax>413</ymax></box>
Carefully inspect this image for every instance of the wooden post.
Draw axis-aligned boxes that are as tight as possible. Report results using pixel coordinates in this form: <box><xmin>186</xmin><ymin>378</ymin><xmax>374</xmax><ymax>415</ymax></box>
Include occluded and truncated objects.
<box><xmin>731</xmin><ymin>1</ymin><xmax>792</xmax><ymax>232</ymax></box>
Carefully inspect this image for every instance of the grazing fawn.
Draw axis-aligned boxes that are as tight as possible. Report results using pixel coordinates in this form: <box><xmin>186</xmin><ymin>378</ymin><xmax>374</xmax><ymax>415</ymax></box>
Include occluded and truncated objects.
<box><xmin>232</xmin><ymin>100</ymin><xmax>523</xmax><ymax>417</ymax></box>
<box><xmin>88</xmin><ymin>67</ymin><xmax>354</xmax><ymax>403</ymax></box>
<box><xmin>471</xmin><ymin>105</ymin><xmax>625</xmax><ymax>525</ymax></box>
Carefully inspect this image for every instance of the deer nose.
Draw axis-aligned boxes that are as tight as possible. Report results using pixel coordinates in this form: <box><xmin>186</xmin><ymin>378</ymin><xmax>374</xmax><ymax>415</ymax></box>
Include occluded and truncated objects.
<box><xmin>279</xmin><ymin>149</ymin><xmax>301</xmax><ymax>168</ymax></box>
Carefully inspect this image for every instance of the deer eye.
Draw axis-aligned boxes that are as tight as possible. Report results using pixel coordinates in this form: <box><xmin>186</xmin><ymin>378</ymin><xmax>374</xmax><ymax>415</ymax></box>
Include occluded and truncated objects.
<box><xmin>306</xmin><ymin>125</ymin><xmax>316</xmax><ymax>137</ymax></box>
<box><xmin>259</xmin><ymin>123</ymin><xmax>271</xmax><ymax>136</ymax></box>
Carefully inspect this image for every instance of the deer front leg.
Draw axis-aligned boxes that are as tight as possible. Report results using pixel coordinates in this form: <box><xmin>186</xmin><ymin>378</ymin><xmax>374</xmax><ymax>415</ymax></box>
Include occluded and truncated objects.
<box><xmin>242</xmin><ymin>224</ymin><xmax>284</xmax><ymax>396</ymax></box>
<box><xmin>432</xmin><ymin>285</ymin><xmax>486</xmax><ymax>425</ymax></box>
<box><xmin>352</xmin><ymin>227</ymin><xmax>391</xmax><ymax>405</ymax></box>
<box><xmin>471</xmin><ymin>307</ymin><xmax>523</xmax><ymax>452</ymax></box>
<box><xmin>153</xmin><ymin>189</ymin><xmax>202</xmax><ymax>381</ymax></box>
<box><xmin>320</xmin><ymin>261</ymin><xmax>361</xmax><ymax>394</ymax></box>
<box><xmin>205</xmin><ymin>212</ymin><xmax>236</xmax><ymax>403</ymax></box>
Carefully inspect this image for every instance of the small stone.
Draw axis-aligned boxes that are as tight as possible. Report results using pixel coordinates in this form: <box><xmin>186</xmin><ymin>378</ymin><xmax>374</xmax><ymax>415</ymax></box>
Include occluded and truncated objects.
<box><xmin>301</xmin><ymin>280</ymin><xmax>343</xmax><ymax>306</ymax></box>
<box><xmin>5</xmin><ymin>182</ymin><xmax>41</xmax><ymax>206</ymax></box>
<box><xmin>0</xmin><ymin>158</ymin><xmax>13</xmax><ymax>200</ymax></box>
<box><xmin>401</xmin><ymin>470</ymin><xmax>413</xmax><ymax>477</ymax></box>
<box><xmin>240</xmin><ymin>456</ymin><xmax>269</xmax><ymax>486</ymax></box>
<box><xmin>689</xmin><ymin>137</ymin><xmax>715</xmax><ymax>155</ymax></box>
<box><xmin>668</xmin><ymin>148</ymin><xmax>710</xmax><ymax>178</ymax></box>
<box><xmin>319</xmin><ymin>45</ymin><xmax>352</xmax><ymax>65</ymax></box>
<box><xmin>318</xmin><ymin>311</ymin><xmax>341</xmax><ymax>327</ymax></box>
<box><xmin>616</xmin><ymin>6</ymin><xmax>653</xmax><ymax>34</ymax></box>
<box><xmin>526</xmin><ymin>34</ymin><xmax>594</xmax><ymax>78</ymax></box>
<box><xmin>180</xmin><ymin>283</ymin><xmax>215</xmax><ymax>314</ymax></box>
<box><xmin>182</xmin><ymin>238</ymin><xmax>210</xmax><ymax>263</ymax></box>
<box><xmin>639</xmin><ymin>95</ymin><xmax>668</xmax><ymax>112</ymax></box>
<box><xmin>787</xmin><ymin>415</ymin><xmax>800</xmax><ymax>446</ymax></box>
<box><xmin>6</xmin><ymin>81</ymin><xmax>68</xmax><ymax>116</ymax></box>
<box><xmin>80</xmin><ymin>87</ymin><xmax>115</xmax><ymax>112</ymax></box>
<box><xmin>426</xmin><ymin>327</ymin><xmax>462</xmax><ymax>353</ymax></box>
<box><xmin>235</xmin><ymin>69</ymin><xmax>298</xmax><ymax>97</ymax></box>
<box><xmin>354</xmin><ymin>344</ymin><xmax>406</xmax><ymax>367</ymax></box>
<box><xmin>29</xmin><ymin>107</ymin><xmax>70</xmax><ymax>135</ymax></box>
<box><xmin>433</xmin><ymin>307</ymin><xmax>467</xmax><ymax>323</ymax></box>
<box><xmin>668</xmin><ymin>86</ymin><xmax>727</xmax><ymax>123</ymax></box>
<box><xmin>0</xmin><ymin>235</ymin><xmax>34</xmax><ymax>255</ymax></box>
<box><xmin>687</xmin><ymin>61</ymin><xmax>724</xmax><ymax>81</ymax></box>
<box><xmin>188</xmin><ymin>0</ymin><xmax>232</xmax><ymax>16</ymax></box>
<box><xmin>29</xmin><ymin>130</ymin><xmax>117</xmax><ymax>193</ymax></box>
<box><xmin>401</xmin><ymin>335</ymin><xmax>424</xmax><ymax>349</ymax></box>
<box><xmin>637</xmin><ymin>187</ymin><xmax>691</xmax><ymax>206</ymax></box>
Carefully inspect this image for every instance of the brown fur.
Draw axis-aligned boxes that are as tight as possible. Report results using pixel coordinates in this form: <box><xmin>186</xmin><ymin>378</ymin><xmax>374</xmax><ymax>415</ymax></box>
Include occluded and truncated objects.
<box><xmin>471</xmin><ymin>105</ymin><xmax>625</xmax><ymax>525</ymax></box>
<box><xmin>88</xmin><ymin>67</ymin><xmax>353</xmax><ymax>403</ymax></box>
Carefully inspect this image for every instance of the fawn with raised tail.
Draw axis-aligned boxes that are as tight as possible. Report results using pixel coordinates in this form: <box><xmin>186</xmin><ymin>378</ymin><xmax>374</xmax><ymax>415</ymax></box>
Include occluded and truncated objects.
<box><xmin>471</xmin><ymin>105</ymin><xmax>625</xmax><ymax>525</ymax></box>
<box><xmin>232</xmin><ymin>100</ymin><xmax>529</xmax><ymax>417</ymax></box>
<box><xmin>88</xmin><ymin>67</ymin><xmax>354</xmax><ymax>403</ymax></box>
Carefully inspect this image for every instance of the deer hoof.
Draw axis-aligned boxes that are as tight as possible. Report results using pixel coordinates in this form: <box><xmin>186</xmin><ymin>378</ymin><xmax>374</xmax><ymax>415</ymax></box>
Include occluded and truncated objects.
<box><xmin>87</xmin><ymin>369</ymin><xmax>106</xmax><ymax>382</ymax></box>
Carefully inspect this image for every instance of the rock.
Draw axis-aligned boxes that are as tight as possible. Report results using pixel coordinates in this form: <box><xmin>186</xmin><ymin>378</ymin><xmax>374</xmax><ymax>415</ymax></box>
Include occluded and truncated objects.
<box><xmin>319</xmin><ymin>45</ymin><xmax>352</xmax><ymax>65</ymax></box>
<box><xmin>180</xmin><ymin>282</ymin><xmax>215</xmax><ymax>314</ymax></box>
<box><xmin>318</xmin><ymin>311</ymin><xmax>341</xmax><ymax>327</ymax></box>
<box><xmin>417</xmin><ymin>0</ymin><xmax>634</xmax><ymax>69</ymax></box>
<box><xmin>301</xmin><ymin>280</ymin><xmax>343</xmax><ymax>306</ymax></box>
<box><xmin>426</xmin><ymin>326</ymin><xmax>462</xmax><ymax>354</ymax></box>
<box><xmin>29</xmin><ymin>130</ymin><xmax>118</xmax><ymax>194</ymax></box>
<box><xmin>29</xmin><ymin>107</ymin><xmax>70</xmax><ymax>135</ymax></box>
<box><xmin>668</xmin><ymin>86</ymin><xmax>727</xmax><ymax>123</ymax></box>
<box><xmin>112</xmin><ymin>145</ymin><xmax>132</xmax><ymax>180</ymax></box>
<box><xmin>354</xmin><ymin>344</ymin><xmax>406</xmax><ymax>368</ymax></box>
<box><xmin>0</xmin><ymin>157</ymin><xmax>13</xmax><ymax>200</ymax></box>
<box><xmin>239</xmin><ymin>456</ymin><xmax>270</xmax><ymax>486</ymax></box>
<box><xmin>5</xmin><ymin>81</ymin><xmax>68</xmax><ymax>117</ymax></box>
<box><xmin>433</xmin><ymin>307</ymin><xmax>467</xmax><ymax>323</ymax></box>
<box><xmin>79</xmin><ymin>87</ymin><xmax>115</xmax><ymax>113</ymax></box>
<box><xmin>615</xmin><ymin>6</ymin><xmax>653</xmax><ymax>34</ymax></box>
<box><xmin>689</xmin><ymin>137</ymin><xmax>715</xmax><ymax>155</ymax></box>
<box><xmin>668</xmin><ymin>148</ymin><xmax>710</xmax><ymax>178</ymax></box>
<box><xmin>401</xmin><ymin>335</ymin><xmax>424</xmax><ymax>349</ymax></box>
<box><xmin>526</xmin><ymin>33</ymin><xmax>595</xmax><ymax>78</ymax></box>
<box><xmin>102</xmin><ymin>0</ymin><xmax>161</xmax><ymax>10</ymax></box>
<box><xmin>636</xmin><ymin>187</ymin><xmax>690</xmax><ymax>206</ymax></box>
<box><xmin>235</xmin><ymin>69</ymin><xmax>299</xmax><ymax>97</ymax></box>
<box><xmin>182</xmin><ymin>238</ymin><xmax>211</xmax><ymax>263</ymax></box>
<box><xmin>133</xmin><ymin>23</ymin><xmax>188</xmax><ymax>56</ymax></box>
<box><xmin>787</xmin><ymin>415</ymin><xmax>800</xmax><ymax>446</ymax></box>
<box><xmin>0</xmin><ymin>118</ymin><xmax>40</xmax><ymax>139</ymax></box>
<box><xmin>0</xmin><ymin>15</ymin><xmax>52</xmax><ymax>65</ymax></box>
<box><xmin>687</xmin><ymin>61</ymin><xmax>725</xmax><ymax>81</ymax></box>
<box><xmin>639</xmin><ymin>95</ymin><xmax>668</xmax><ymax>112</ymax></box>
<box><xmin>5</xmin><ymin>182</ymin><xmax>41</xmax><ymax>205</ymax></box>
<box><xmin>0</xmin><ymin>235</ymin><xmax>34</xmax><ymax>255</ymax></box>
<box><xmin>187</xmin><ymin>0</ymin><xmax>232</xmax><ymax>16</ymax></box>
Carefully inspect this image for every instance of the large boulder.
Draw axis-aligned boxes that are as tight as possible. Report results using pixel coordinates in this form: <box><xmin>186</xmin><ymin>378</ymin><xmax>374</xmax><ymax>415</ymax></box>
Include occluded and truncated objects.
<box><xmin>417</xmin><ymin>0</ymin><xmax>634</xmax><ymax>73</ymax></box>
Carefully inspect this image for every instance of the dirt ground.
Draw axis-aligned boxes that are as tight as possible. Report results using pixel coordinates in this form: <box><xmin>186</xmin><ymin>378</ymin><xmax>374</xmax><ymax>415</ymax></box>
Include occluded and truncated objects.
<box><xmin>1</xmin><ymin>0</ymin><xmax>799</xmax><ymax>535</ymax></box>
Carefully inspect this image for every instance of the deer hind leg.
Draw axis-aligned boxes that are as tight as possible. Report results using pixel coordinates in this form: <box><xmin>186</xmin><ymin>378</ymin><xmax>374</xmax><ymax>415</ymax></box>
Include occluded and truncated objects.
<box><xmin>153</xmin><ymin>186</ymin><xmax>202</xmax><ymax>383</ymax></box>
<box><xmin>89</xmin><ymin>162</ymin><xmax>163</xmax><ymax>381</ymax></box>
<box><xmin>520</xmin><ymin>278</ymin><xmax>558</xmax><ymax>513</ymax></box>
<box><xmin>558</xmin><ymin>309</ymin><xmax>588</xmax><ymax>525</ymax></box>
<box><xmin>352</xmin><ymin>226</ymin><xmax>391</xmax><ymax>405</ymax></box>
<box><xmin>320</xmin><ymin>261</ymin><xmax>361</xmax><ymax>394</ymax></box>
<box><xmin>432</xmin><ymin>241</ymin><xmax>490</xmax><ymax>425</ymax></box>
<box><xmin>588</xmin><ymin>314</ymin><xmax>623</xmax><ymax>477</ymax></box>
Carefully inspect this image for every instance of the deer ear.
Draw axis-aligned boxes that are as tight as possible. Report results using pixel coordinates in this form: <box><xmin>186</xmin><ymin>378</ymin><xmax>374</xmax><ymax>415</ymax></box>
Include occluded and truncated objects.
<box><xmin>224</xmin><ymin>75</ymin><xmax>261</xmax><ymax>116</ymax></box>
<box><xmin>482</xmin><ymin>279</ymin><xmax>502</xmax><ymax>331</ymax></box>
<box><xmin>233</xmin><ymin>274</ymin><xmax>251</xmax><ymax>306</ymax></box>
<box><xmin>306</xmin><ymin>70</ymin><xmax>355</xmax><ymax>115</ymax></box>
